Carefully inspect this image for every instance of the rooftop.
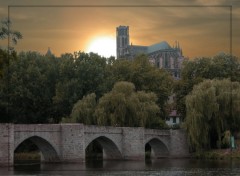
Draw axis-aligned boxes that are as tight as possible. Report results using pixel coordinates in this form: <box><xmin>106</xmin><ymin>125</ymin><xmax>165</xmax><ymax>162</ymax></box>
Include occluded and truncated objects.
<box><xmin>147</xmin><ymin>41</ymin><xmax>172</xmax><ymax>53</ymax></box>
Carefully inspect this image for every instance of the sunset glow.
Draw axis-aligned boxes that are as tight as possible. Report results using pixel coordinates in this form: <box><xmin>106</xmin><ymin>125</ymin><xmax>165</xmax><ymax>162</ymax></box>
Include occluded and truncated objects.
<box><xmin>86</xmin><ymin>36</ymin><xmax>116</xmax><ymax>57</ymax></box>
<box><xmin>0</xmin><ymin>0</ymin><xmax>239</xmax><ymax>58</ymax></box>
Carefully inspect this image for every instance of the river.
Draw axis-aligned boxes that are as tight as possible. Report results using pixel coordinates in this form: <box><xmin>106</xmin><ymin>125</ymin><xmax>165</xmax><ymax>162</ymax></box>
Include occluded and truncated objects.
<box><xmin>1</xmin><ymin>159</ymin><xmax>240</xmax><ymax>175</ymax></box>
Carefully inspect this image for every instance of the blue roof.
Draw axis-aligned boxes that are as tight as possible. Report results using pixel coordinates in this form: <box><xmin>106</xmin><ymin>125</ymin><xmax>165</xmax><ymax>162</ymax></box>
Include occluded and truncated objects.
<box><xmin>147</xmin><ymin>41</ymin><xmax>171</xmax><ymax>53</ymax></box>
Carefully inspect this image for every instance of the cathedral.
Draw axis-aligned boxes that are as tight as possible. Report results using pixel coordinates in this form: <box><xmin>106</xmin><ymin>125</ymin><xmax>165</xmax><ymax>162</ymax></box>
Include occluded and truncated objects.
<box><xmin>116</xmin><ymin>26</ymin><xmax>184</xmax><ymax>79</ymax></box>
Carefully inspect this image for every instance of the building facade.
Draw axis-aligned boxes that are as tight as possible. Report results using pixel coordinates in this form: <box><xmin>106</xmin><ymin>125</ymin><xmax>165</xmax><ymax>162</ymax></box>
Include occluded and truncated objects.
<box><xmin>116</xmin><ymin>25</ymin><xmax>185</xmax><ymax>79</ymax></box>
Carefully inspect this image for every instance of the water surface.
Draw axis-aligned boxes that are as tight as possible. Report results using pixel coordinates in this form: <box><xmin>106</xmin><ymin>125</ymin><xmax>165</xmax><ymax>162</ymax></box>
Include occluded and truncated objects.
<box><xmin>1</xmin><ymin>159</ymin><xmax>240</xmax><ymax>176</ymax></box>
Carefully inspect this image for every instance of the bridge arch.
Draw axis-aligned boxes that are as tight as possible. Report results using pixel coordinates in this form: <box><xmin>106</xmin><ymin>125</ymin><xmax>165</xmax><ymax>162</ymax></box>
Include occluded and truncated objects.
<box><xmin>85</xmin><ymin>136</ymin><xmax>122</xmax><ymax>160</ymax></box>
<box><xmin>14</xmin><ymin>136</ymin><xmax>60</xmax><ymax>162</ymax></box>
<box><xmin>145</xmin><ymin>138</ymin><xmax>169</xmax><ymax>159</ymax></box>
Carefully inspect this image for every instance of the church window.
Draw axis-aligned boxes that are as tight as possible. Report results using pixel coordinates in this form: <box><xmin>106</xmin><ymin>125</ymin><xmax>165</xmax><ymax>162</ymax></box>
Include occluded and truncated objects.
<box><xmin>122</xmin><ymin>38</ymin><xmax>124</xmax><ymax>46</ymax></box>
<box><xmin>174</xmin><ymin>58</ymin><xmax>178</xmax><ymax>68</ymax></box>
<box><xmin>165</xmin><ymin>57</ymin><xmax>168</xmax><ymax>68</ymax></box>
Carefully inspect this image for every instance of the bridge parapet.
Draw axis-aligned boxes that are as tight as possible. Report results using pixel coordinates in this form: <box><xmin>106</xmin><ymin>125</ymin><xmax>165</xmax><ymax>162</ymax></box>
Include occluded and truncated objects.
<box><xmin>14</xmin><ymin>124</ymin><xmax>61</xmax><ymax>132</ymax></box>
<box><xmin>84</xmin><ymin>125</ymin><xmax>122</xmax><ymax>134</ymax></box>
<box><xmin>144</xmin><ymin>129</ymin><xmax>171</xmax><ymax>136</ymax></box>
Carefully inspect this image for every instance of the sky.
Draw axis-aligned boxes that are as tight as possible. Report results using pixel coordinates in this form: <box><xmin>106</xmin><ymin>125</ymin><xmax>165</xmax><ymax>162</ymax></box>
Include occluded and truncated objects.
<box><xmin>0</xmin><ymin>0</ymin><xmax>239</xmax><ymax>58</ymax></box>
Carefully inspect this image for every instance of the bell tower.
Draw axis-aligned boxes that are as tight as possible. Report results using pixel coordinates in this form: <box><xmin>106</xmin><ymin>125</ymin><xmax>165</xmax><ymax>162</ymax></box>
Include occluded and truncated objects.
<box><xmin>116</xmin><ymin>26</ymin><xmax>129</xmax><ymax>59</ymax></box>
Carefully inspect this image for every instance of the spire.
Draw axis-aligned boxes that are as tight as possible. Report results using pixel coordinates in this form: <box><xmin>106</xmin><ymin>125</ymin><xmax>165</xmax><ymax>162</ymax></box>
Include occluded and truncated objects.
<box><xmin>46</xmin><ymin>47</ymin><xmax>52</xmax><ymax>56</ymax></box>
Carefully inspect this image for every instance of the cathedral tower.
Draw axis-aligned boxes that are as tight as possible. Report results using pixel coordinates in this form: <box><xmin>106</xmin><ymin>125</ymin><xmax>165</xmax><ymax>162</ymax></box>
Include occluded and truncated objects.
<box><xmin>116</xmin><ymin>26</ymin><xmax>129</xmax><ymax>59</ymax></box>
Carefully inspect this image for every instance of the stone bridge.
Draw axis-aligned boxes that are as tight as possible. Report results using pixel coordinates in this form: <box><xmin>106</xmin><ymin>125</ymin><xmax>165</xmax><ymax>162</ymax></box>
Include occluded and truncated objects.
<box><xmin>0</xmin><ymin>124</ymin><xmax>189</xmax><ymax>166</ymax></box>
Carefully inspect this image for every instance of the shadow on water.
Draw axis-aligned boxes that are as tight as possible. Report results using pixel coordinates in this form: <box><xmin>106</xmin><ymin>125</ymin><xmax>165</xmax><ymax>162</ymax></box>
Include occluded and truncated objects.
<box><xmin>14</xmin><ymin>162</ymin><xmax>41</xmax><ymax>171</ymax></box>
<box><xmin>14</xmin><ymin>139</ymin><xmax>41</xmax><ymax>172</ymax></box>
<box><xmin>86</xmin><ymin>158</ymin><xmax>104</xmax><ymax>169</ymax></box>
<box><xmin>85</xmin><ymin>139</ymin><xmax>104</xmax><ymax>169</ymax></box>
<box><xmin>11</xmin><ymin>139</ymin><xmax>240</xmax><ymax>175</ymax></box>
<box><xmin>7</xmin><ymin>158</ymin><xmax>240</xmax><ymax>176</ymax></box>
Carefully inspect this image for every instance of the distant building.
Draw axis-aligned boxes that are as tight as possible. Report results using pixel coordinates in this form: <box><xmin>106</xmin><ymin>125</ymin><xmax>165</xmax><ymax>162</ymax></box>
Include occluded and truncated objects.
<box><xmin>116</xmin><ymin>25</ymin><xmax>185</xmax><ymax>79</ymax></box>
<box><xmin>116</xmin><ymin>25</ymin><xmax>183</xmax><ymax>126</ymax></box>
<box><xmin>165</xmin><ymin>110</ymin><xmax>181</xmax><ymax>127</ymax></box>
<box><xmin>46</xmin><ymin>47</ymin><xmax>53</xmax><ymax>56</ymax></box>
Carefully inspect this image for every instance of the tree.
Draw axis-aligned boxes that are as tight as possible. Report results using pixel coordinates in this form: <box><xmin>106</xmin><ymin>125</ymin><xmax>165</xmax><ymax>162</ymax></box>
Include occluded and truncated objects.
<box><xmin>69</xmin><ymin>93</ymin><xmax>97</xmax><ymax>124</ymax></box>
<box><xmin>53</xmin><ymin>51</ymin><xmax>108</xmax><ymax>117</ymax></box>
<box><xmin>185</xmin><ymin>79</ymin><xmax>240</xmax><ymax>151</ymax></box>
<box><xmin>175</xmin><ymin>53</ymin><xmax>240</xmax><ymax>119</ymax></box>
<box><xmin>110</xmin><ymin>54</ymin><xmax>173</xmax><ymax>118</ymax></box>
<box><xmin>0</xmin><ymin>51</ymin><xmax>60</xmax><ymax>123</ymax></box>
<box><xmin>94</xmin><ymin>81</ymin><xmax>162</xmax><ymax>128</ymax></box>
<box><xmin>0</xmin><ymin>18</ymin><xmax>22</xmax><ymax>48</ymax></box>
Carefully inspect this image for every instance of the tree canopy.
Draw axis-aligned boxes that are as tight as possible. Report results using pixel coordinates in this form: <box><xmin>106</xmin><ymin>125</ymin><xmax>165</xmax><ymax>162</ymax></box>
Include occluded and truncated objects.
<box><xmin>69</xmin><ymin>93</ymin><xmax>97</xmax><ymax>125</ymax></box>
<box><xmin>110</xmin><ymin>55</ymin><xmax>173</xmax><ymax>117</ymax></box>
<box><xmin>0</xmin><ymin>51</ymin><xmax>173</xmax><ymax>126</ymax></box>
<box><xmin>185</xmin><ymin>79</ymin><xmax>240</xmax><ymax>151</ymax></box>
<box><xmin>69</xmin><ymin>81</ymin><xmax>165</xmax><ymax>128</ymax></box>
<box><xmin>174</xmin><ymin>53</ymin><xmax>240</xmax><ymax>118</ymax></box>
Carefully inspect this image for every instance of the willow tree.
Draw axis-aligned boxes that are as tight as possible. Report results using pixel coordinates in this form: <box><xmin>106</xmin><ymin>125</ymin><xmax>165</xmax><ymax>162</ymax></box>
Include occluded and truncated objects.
<box><xmin>94</xmin><ymin>81</ymin><xmax>161</xmax><ymax>128</ymax></box>
<box><xmin>175</xmin><ymin>54</ymin><xmax>240</xmax><ymax>119</ymax></box>
<box><xmin>110</xmin><ymin>55</ymin><xmax>173</xmax><ymax>118</ymax></box>
<box><xmin>68</xmin><ymin>93</ymin><xmax>97</xmax><ymax>124</ymax></box>
<box><xmin>185</xmin><ymin>79</ymin><xmax>240</xmax><ymax>151</ymax></box>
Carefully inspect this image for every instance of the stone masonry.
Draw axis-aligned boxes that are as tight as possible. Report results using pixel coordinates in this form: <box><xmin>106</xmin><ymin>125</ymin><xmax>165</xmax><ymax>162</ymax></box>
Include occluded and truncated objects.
<box><xmin>0</xmin><ymin>123</ymin><xmax>189</xmax><ymax>166</ymax></box>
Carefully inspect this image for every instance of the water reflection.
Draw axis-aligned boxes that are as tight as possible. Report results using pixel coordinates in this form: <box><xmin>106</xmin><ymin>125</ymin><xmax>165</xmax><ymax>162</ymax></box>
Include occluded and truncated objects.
<box><xmin>8</xmin><ymin>159</ymin><xmax>240</xmax><ymax>176</ymax></box>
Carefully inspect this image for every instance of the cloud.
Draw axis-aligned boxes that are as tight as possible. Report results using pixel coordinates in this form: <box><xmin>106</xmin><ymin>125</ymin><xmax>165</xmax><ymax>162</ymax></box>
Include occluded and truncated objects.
<box><xmin>0</xmin><ymin>0</ymin><xmax>239</xmax><ymax>57</ymax></box>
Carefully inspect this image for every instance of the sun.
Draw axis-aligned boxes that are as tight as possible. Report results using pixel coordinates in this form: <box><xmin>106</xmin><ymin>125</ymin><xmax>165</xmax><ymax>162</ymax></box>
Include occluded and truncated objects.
<box><xmin>86</xmin><ymin>36</ymin><xmax>116</xmax><ymax>58</ymax></box>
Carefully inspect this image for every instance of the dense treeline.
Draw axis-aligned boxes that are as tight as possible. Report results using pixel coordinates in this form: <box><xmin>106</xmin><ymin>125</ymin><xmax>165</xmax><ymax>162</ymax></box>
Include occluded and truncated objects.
<box><xmin>2</xmin><ymin>19</ymin><xmax>240</xmax><ymax>151</ymax></box>
<box><xmin>1</xmin><ymin>47</ymin><xmax>240</xmax><ymax>151</ymax></box>
<box><xmin>174</xmin><ymin>53</ymin><xmax>240</xmax><ymax>151</ymax></box>
<box><xmin>67</xmin><ymin>81</ymin><xmax>166</xmax><ymax>128</ymax></box>
<box><xmin>174</xmin><ymin>54</ymin><xmax>240</xmax><ymax>119</ymax></box>
<box><xmin>0</xmin><ymin>49</ymin><xmax>173</xmax><ymax>125</ymax></box>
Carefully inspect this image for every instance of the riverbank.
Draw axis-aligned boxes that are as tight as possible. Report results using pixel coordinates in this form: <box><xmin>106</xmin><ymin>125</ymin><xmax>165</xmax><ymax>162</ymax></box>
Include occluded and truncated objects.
<box><xmin>14</xmin><ymin>152</ymin><xmax>40</xmax><ymax>162</ymax></box>
<box><xmin>194</xmin><ymin>140</ymin><xmax>240</xmax><ymax>160</ymax></box>
<box><xmin>194</xmin><ymin>149</ymin><xmax>240</xmax><ymax>160</ymax></box>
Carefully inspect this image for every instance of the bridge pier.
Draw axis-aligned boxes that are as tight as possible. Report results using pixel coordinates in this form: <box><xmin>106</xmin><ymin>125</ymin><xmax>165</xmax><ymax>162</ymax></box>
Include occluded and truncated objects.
<box><xmin>0</xmin><ymin>124</ymin><xmax>14</xmax><ymax>166</ymax></box>
<box><xmin>122</xmin><ymin>127</ymin><xmax>145</xmax><ymax>160</ymax></box>
<box><xmin>169</xmin><ymin>129</ymin><xmax>190</xmax><ymax>158</ymax></box>
<box><xmin>60</xmin><ymin>124</ymin><xmax>85</xmax><ymax>162</ymax></box>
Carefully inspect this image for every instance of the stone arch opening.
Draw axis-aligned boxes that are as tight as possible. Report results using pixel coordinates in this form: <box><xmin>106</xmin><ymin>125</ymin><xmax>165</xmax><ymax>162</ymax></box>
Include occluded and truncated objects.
<box><xmin>145</xmin><ymin>138</ymin><xmax>169</xmax><ymax>159</ymax></box>
<box><xmin>85</xmin><ymin>136</ymin><xmax>122</xmax><ymax>160</ymax></box>
<box><xmin>14</xmin><ymin>136</ymin><xmax>59</xmax><ymax>164</ymax></box>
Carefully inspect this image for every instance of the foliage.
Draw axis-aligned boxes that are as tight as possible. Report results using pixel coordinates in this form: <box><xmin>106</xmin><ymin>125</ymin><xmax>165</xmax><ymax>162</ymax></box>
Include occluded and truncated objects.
<box><xmin>0</xmin><ymin>50</ymin><xmax>173</xmax><ymax>127</ymax></box>
<box><xmin>110</xmin><ymin>55</ymin><xmax>173</xmax><ymax>118</ymax></box>
<box><xmin>14</xmin><ymin>152</ymin><xmax>41</xmax><ymax>161</ymax></box>
<box><xmin>53</xmin><ymin>52</ymin><xmax>108</xmax><ymax>117</ymax></box>
<box><xmin>1</xmin><ymin>51</ymin><xmax>60</xmax><ymax>123</ymax></box>
<box><xmin>70</xmin><ymin>93</ymin><xmax>97</xmax><ymax>124</ymax></box>
<box><xmin>0</xmin><ymin>18</ymin><xmax>22</xmax><ymax>48</ymax></box>
<box><xmin>95</xmin><ymin>81</ymin><xmax>161</xmax><ymax>128</ymax></box>
<box><xmin>221</xmin><ymin>130</ymin><xmax>230</xmax><ymax>149</ymax></box>
<box><xmin>175</xmin><ymin>53</ymin><xmax>240</xmax><ymax>119</ymax></box>
<box><xmin>185</xmin><ymin>79</ymin><xmax>240</xmax><ymax>151</ymax></box>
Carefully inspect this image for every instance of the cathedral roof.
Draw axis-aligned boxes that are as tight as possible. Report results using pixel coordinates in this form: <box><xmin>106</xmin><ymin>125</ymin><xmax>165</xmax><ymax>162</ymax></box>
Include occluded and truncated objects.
<box><xmin>147</xmin><ymin>41</ymin><xmax>171</xmax><ymax>53</ymax></box>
